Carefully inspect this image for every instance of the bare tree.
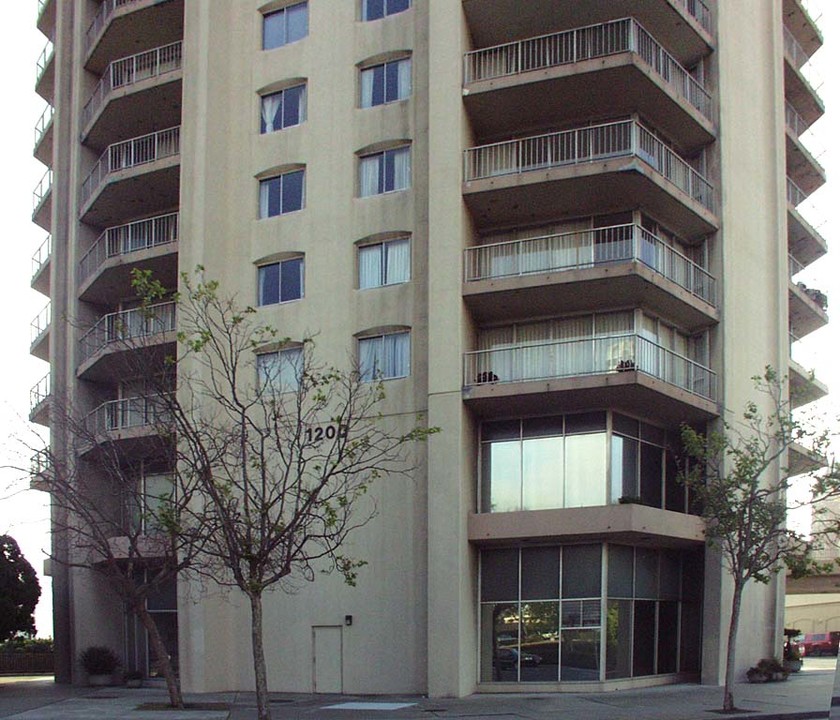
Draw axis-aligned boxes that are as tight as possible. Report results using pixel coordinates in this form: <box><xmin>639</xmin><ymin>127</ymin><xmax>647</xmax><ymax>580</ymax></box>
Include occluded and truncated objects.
<box><xmin>134</xmin><ymin>270</ymin><xmax>436</xmax><ymax>720</ymax></box>
<box><xmin>680</xmin><ymin>367</ymin><xmax>837</xmax><ymax>712</ymax></box>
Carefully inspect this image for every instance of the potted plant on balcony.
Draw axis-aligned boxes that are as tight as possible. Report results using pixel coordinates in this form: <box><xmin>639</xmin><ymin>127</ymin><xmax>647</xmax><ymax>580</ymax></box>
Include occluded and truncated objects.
<box><xmin>79</xmin><ymin>646</ymin><xmax>120</xmax><ymax>686</ymax></box>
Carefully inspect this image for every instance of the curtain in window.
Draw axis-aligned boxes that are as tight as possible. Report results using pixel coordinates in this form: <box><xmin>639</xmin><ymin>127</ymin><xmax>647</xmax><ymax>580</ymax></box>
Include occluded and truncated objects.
<box><xmin>385</xmin><ymin>238</ymin><xmax>409</xmax><ymax>284</ymax></box>
<box><xmin>359</xmin><ymin>245</ymin><xmax>382</xmax><ymax>288</ymax></box>
<box><xmin>555</xmin><ymin>316</ymin><xmax>593</xmax><ymax>375</ymax></box>
<box><xmin>596</xmin><ymin>312</ymin><xmax>634</xmax><ymax>372</ymax></box>
<box><xmin>478</xmin><ymin>327</ymin><xmax>513</xmax><ymax>382</ymax></box>
<box><xmin>383</xmin><ymin>332</ymin><xmax>409</xmax><ymax>377</ymax></box>
<box><xmin>392</xmin><ymin>147</ymin><xmax>410</xmax><ymax>190</ymax></box>
<box><xmin>360</xmin><ymin>155</ymin><xmax>380</xmax><ymax>197</ymax></box>
<box><xmin>518</xmin><ymin>321</ymin><xmax>554</xmax><ymax>381</ymax></box>
<box><xmin>397</xmin><ymin>58</ymin><xmax>412</xmax><ymax>98</ymax></box>
<box><xmin>261</xmin><ymin>93</ymin><xmax>283</xmax><ymax>133</ymax></box>
<box><xmin>360</xmin><ymin>67</ymin><xmax>376</xmax><ymax>108</ymax></box>
<box><xmin>257</xmin><ymin>353</ymin><xmax>279</xmax><ymax>388</ymax></box>
<box><xmin>358</xmin><ymin>337</ymin><xmax>379</xmax><ymax>381</ymax></box>
<box><xmin>278</xmin><ymin>348</ymin><xmax>303</xmax><ymax>391</ymax></box>
<box><xmin>259</xmin><ymin>179</ymin><xmax>272</xmax><ymax>218</ymax></box>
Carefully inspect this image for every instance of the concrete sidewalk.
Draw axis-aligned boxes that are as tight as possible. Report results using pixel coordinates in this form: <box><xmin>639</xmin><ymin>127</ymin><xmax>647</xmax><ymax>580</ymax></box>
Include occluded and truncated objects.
<box><xmin>0</xmin><ymin>661</ymin><xmax>837</xmax><ymax>720</ymax></box>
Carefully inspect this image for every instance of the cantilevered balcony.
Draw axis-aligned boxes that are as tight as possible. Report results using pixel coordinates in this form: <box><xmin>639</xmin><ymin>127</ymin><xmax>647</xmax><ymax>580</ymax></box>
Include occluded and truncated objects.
<box><xmin>35</xmin><ymin>40</ymin><xmax>54</xmax><ymax>103</ymax></box>
<box><xmin>29</xmin><ymin>372</ymin><xmax>51</xmax><ymax>427</ymax></box>
<box><xmin>79</xmin><ymin>126</ymin><xmax>180</xmax><ymax>226</ymax></box>
<box><xmin>78</xmin><ymin>212</ymin><xmax>179</xmax><ymax>303</ymax></box>
<box><xmin>784</xmin><ymin>0</ymin><xmax>822</xmax><ymax>59</ymax></box>
<box><xmin>463</xmin><ymin>119</ymin><xmax>717</xmax><ymax>238</ymax></box>
<box><xmin>789</xmin><ymin>358</ymin><xmax>828</xmax><ymax>410</ymax></box>
<box><xmin>80</xmin><ymin>395</ymin><xmax>172</xmax><ymax>457</ymax></box>
<box><xmin>31</xmin><ymin>235</ymin><xmax>51</xmax><ymax>296</ymax></box>
<box><xmin>462</xmin><ymin>333</ymin><xmax>717</xmax><ymax>424</ymax></box>
<box><xmin>34</xmin><ymin>104</ymin><xmax>54</xmax><ymax>165</ymax></box>
<box><xmin>462</xmin><ymin>0</ymin><xmax>713</xmax><ymax>66</ymax></box>
<box><xmin>789</xmin><ymin>280</ymin><xmax>828</xmax><ymax>339</ymax></box>
<box><xmin>784</xmin><ymin>27</ymin><xmax>824</xmax><ymax>129</ymax></box>
<box><xmin>32</xmin><ymin>167</ymin><xmax>52</xmax><ymax>231</ymax></box>
<box><xmin>29</xmin><ymin>450</ymin><xmax>53</xmax><ymax>493</ymax></box>
<box><xmin>464</xmin><ymin>224</ymin><xmax>716</xmax><ymax>330</ymax></box>
<box><xmin>785</xmin><ymin>103</ymin><xmax>826</xmax><ymax>196</ymax></box>
<box><xmin>30</xmin><ymin>303</ymin><xmax>51</xmax><ymax>362</ymax></box>
<box><xmin>37</xmin><ymin>0</ymin><xmax>56</xmax><ymax>39</ymax></box>
<box><xmin>464</xmin><ymin>18</ymin><xmax>714</xmax><ymax>150</ymax></box>
<box><xmin>82</xmin><ymin>41</ymin><xmax>183</xmax><ymax>147</ymax></box>
<box><xmin>787</xmin><ymin>177</ymin><xmax>827</xmax><ymax>269</ymax></box>
<box><xmin>85</xmin><ymin>0</ymin><xmax>184</xmax><ymax>73</ymax></box>
<box><xmin>78</xmin><ymin>302</ymin><xmax>177</xmax><ymax>380</ymax></box>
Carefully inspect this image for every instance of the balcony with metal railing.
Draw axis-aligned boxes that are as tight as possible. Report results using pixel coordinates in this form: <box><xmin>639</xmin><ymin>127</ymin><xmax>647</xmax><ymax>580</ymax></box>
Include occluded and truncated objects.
<box><xmin>33</xmin><ymin>104</ymin><xmax>54</xmax><ymax>165</ymax></box>
<box><xmin>784</xmin><ymin>103</ymin><xmax>826</xmax><ymax>196</ymax></box>
<box><xmin>78</xmin><ymin>212</ymin><xmax>179</xmax><ymax>302</ymax></box>
<box><xmin>463</xmin><ymin>18</ymin><xmax>714</xmax><ymax>151</ymax></box>
<box><xmin>37</xmin><ymin>0</ymin><xmax>56</xmax><ymax>39</ymax></box>
<box><xmin>35</xmin><ymin>40</ymin><xmax>55</xmax><ymax>102</ymax></box>
<box><xmin>81</xmin><ymin>395</ymin><xmax>173</xmax><ymax>457</ymax></box>
<box><xmin>82</xmin><ymin>41</ymin><xmax>183</xmax><ymax>147</ymax></box>
<box><xmin>29</xmin><ymin>450</ymin><xmax>53</xmax><ymax>492</ymax></box>
<box><xmin>79</xmin><ymin>126</ymin><xmax>180</xmax><ymax>226</ymax></box>
<box><xmin>29</xmin><ymin>372</ymin><xmax>51</xmax><ymax>427</ymax></box>
<box><xmin>30</xmin><ymin>303</ymin><xmax>51</xmax><ymax>361</ymax></box>
<box><xmin>463</xmin><ymin>224</ymin><xmax>716</xmax><ymax>331</ymax></box>
<box><xmin>85</xmin><ymin>0</ymin><xmax>184</xmax><ymax>74</ymax></box>
<box><xmin>789</xmin><ymin>357</ymin><xmax>828</xmax><ymax>410</ymax></box>
<box><xmin>31</xmin><ymin>234</ymin><xmax>52</xmax><ymax>296</ymax></box>
<box><xmin>784</xmin><ymin>0</ymin><xmax>823</xmax><ymax>59</ymax></box>
<box><xmin>463</xmin><ymin>119</ymin><xmax>717</xmax><ymax>238</ymax></box>
<box><xmin>32</xmin><ymin>167</ymin><xmax>52</xmax><ymax>230</ymax></box>
<box><xmin>787</xmin><ymin>176</ymin><xmax>828</xmax><ymax>269</ymax></box>
<box><xmin>462</xmin><ymin>0</ymin><xmax>713</xmax><ymax>68</ymax></box>
<box><xmin>78</xmin><ymin>301</ymin><xmax>177</xmax><ymax>380</ymax></box>
<box><xmin>789</xmin><ymin>279</ymin><xmax>829</xmax><ymax>340</ymax></box>
<box><xmin>784</xmin><ymin>26</ymin><xmax>824</xmax><ymax>129</ymax></box>
<box><xmin>462</xmin><ymin>333</ymin><xmax>717</xmax><ymax>423</ymax></box>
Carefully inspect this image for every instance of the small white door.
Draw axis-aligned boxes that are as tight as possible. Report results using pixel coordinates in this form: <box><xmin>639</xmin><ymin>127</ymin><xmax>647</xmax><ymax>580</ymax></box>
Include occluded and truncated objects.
<box><xmin>312</xmin><ymin>625</ymin><xmax>343</xmax><ymax>694</ymax></box>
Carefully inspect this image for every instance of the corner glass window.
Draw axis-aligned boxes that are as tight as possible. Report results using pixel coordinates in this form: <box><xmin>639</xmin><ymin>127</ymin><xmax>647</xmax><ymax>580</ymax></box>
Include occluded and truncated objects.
<box><xmin>259</xmin><ymin>169</ymin><xmax>305</xmax><ymax>218</ymax></box>
<box><xmin>258</xmin><ymin>257</ymin><xmax>303</xmax><ymax>305</ymax></box>
<box><xmin>361</xmin><ymin>0</ymin><xmax>410</xmax><ymax>21</ymax></box>
<box><xmin>360</xmin><ymin>58</ymin><xmax>411</xmax><ymax>108</ymax></box>
<box><xmin>263</xmin><ymin>2</ymin><xmax>308</xmax><ymax>50</ymax></box>
<box><xmin>260</xmin><ymin>84</ymin><xmax>306</xmax><ymax>133</ymax></box>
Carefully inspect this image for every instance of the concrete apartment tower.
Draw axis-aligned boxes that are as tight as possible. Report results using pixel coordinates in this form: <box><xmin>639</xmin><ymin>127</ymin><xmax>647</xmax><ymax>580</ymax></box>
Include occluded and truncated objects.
<box><xmin>31</xmin><ymin>0</ymin><xmax>828</xmax><ymax>696</ymax></box>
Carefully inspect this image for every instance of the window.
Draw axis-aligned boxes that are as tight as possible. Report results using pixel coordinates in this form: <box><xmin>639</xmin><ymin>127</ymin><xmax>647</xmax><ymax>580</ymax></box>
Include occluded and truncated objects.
<box><xmin>258</xmin><ymin>257</ymin><xmax>304</xmax><ymax>305</ymax></box>
<box><xmin>358</xmin><ymin>331</ymin><xmax>409</xmax><ymax>381</ymax></box>
<box><xmin>359</xmin><ymin>146</ymin><xmax>410</xmax><ymax>197</ymax></box>
<box><xmin>257</xmin><ymin>347</ymin><xmax>303</xmax><ymax>392</ymax></box>
<box><xmin>263</xmin><ymin>2</ymin><xmax>308</xmax><ymax>50</ymax></box>
<box><xmin>261</xmin><ymin>84</ymin><xmax>306</xmax><ymax>133</ymax></box>
<box><xmin>362</xmin><ymin>0</ymin><xmax>410</xmax><ymax>21</ymax></box>
<box><xmin>359</xmin><ymin>237</ymin><xmax>410</xmax><ymax>288</ymax></box>
<box><xmin>360</xmin><ymin>58</ymin><xmax>411</xmax><ymax>107</ymax></box>
<box><xmin>259</xmin><ymin>169</ymin><xmax>304</xmax><ymax>218</ymax></box>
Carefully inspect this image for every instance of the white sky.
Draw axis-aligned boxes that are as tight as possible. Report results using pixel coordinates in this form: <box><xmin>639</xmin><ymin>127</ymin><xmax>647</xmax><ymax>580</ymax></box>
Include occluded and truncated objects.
<box><xmin>0</xmin><ymin>2</ymin><xmax>837</xmax><ymax>639</ymax></box>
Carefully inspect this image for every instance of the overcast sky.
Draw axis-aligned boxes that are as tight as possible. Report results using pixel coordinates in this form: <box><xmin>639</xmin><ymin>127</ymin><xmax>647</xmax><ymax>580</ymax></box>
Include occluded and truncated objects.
<box><xmin>0</xmin><ymin>2</ymin><xmax>837</xmax><ymax>639</ymax></box>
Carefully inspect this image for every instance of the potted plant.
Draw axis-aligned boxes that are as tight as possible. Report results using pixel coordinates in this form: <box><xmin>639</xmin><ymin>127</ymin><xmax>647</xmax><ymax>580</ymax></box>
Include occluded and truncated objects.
<box><xmin>747</xmin><ymin>657</ymin><xmax>789</xmax><ymax>683</ymax></box>
<box><xmin>79</xmin><ymin>646</ymin><xmax>120</xmax><ymax>686</ymax></box>
<box><xmin>124</xmin><ymin>670</ymin><xmax>144</xmax><ymax>688</ymax></box>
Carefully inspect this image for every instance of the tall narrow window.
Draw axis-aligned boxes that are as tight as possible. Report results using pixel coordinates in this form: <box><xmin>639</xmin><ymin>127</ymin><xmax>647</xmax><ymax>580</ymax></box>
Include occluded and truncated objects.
<box><xmin>263</xmin><ymin>2</ymin><xmax>308</xmax><ymax>50</ymax></box>
<box><xmin>359</xmin><ymin>146</ymin><xmax>410</xmax><ymax>197</ymax></box>
<box><xmin>261</xmin><ymin>84</ymin><xmax>307</xmax><ymax>133</ymax></box>
<box><xmin>258</xmin><ymin>257</ymin><xmax>304</xmax><ymax>305</ymax></box>
<box><xmin>362</xmin><ymin>0</ymin><xmax>410</xmax><ymax>21</ymax></box>
<box><xmin>358</xmin><ymin>237</ymin><xmax>410</xmax><ymax>288</ymax></box>
<box><xmin>358</xmin><ymin>331</ymin><xmax>410</xmax><ymax>381</ymax></box>
<box><xmin>360</xmin><ymin>58</ymin><xmax>411</xmax><ymax>108</ymax></box>
<box><xmin>257</xmin><ymin>347</ymin><xmax>303</xmax><ymax>392</ymax></box>
<box><xmin>259</xmin><ymin>169</ymin><xmax>305</xmax><ymax>218</ymax></box>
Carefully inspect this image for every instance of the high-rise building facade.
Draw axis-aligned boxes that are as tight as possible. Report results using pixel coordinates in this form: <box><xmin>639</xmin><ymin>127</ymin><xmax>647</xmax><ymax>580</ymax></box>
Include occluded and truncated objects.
<box><xmin>31</xmin><ymin>0</ymin><xmax>828</xmax><ymax>696</ymax></box>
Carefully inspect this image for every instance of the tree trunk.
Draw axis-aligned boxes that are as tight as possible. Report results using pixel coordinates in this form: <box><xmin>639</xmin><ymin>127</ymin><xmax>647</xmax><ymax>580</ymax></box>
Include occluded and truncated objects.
<box><xmin>249</xmin><ymin>592</ymin><xmax>272</xmax><ymax>720</ymax></box>
<box><xmin>722</xmin><ymin>579</ymin><xmax>745</xmax><ymax>712</ymax></box>
<box><xmin>135</xmin><ymin>604</ymin><xmax>183</xmax><ymax>708</ymax></box>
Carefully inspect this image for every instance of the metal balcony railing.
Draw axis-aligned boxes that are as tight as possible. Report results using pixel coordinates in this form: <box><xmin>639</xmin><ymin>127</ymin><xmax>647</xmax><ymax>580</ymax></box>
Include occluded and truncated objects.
<box><xmin>37</xmin><ymin>0</ymin><xmax>51</xmax><ymax>20</ymax></box>
<box><xmin>86</xmin><ymin>0</ymin><xmax>144</xmax><ymax>53</ymax></box>
<box><xmin>30</xmin><ymin>449</ymin><xmax>53</xmax><ymax>478</ymax></box>
<box><xmin>79</xmin><ymin>212</ymin><xmax>179</xmax><ymax>285</ymax></box>
<box><xmin>464</xmin><ymin>119</ymin><xmax>715</xmax><ymax>213</ymax></box>
<box><xmin>465</xmin><ymin>223</ymin><xmax>716</xmax><ymax>306</ymax></box>
<box><xmin>34</xmin><ymin>104</ymin><xmax>54</xmax><ymax>149</ymax></box>
<box><xmin>79</xmin><ymin>301</ymin><xmax>177</xmax><ymax>364</ymax></box>
<box><xmin>464</xmin><ymin>18</ymin><xmax>712</xmax><ymax>121</ymax></box>
<box><xmin>85</xmin><ymin>395</ymin><xmax>172</xmax><ymax>435</ymax></box>
<box><xmin>31</xmin><ymin>303</ymin><xmax>51</xmax><ymax>344</ymax></box>
<box><xmin>32</xmin><ymin>235</ymin><xmax>52</xmax><ymax>280</ymax></box>
<box><xmin>80</xmin><ymin>126</ymin><xmax>180</xmax><ymax>206</ymax></box>
<box><xmin>465</xmin><ymin>333</ymin><xmax>716</xmax><ymax>400</ymax></box>
<box><xmin>783</xmin><ymin>26</ymin><xmax>823</xmax><ymax>93</ymax></box>
<box><xmin>82</xmin><ymin>42</ymin><xmax>183</xmax><ymax>129</ymax></box>
<box><xmin>36</xmin><ymin>40</ymin><xmax>54</xmax><ymax>85</ymax></box>
<box><xmin>786</xmin><ymin>176</ymin><xmax>825</xmax><ymax>231</ymax></box>
<box><xmin>785</xmin><ymin>101</ymin><xmax>825</xmax><ymax>162</ymax></box>
<box><xmin>33</xmin><ymin>168</ymin><xmax>52</xmax><ymax>213</ymax></box>
<box><xmin>676</xmin><ymin>0</ymin><xmax>712</xmax><ymax>32</ymax></box>
<box><xmin>789</xmin><ymin>254</ymin><xmax>805</xmax><ymax>278</ymax></box>
<box><xmin>30</xmin><ymin>372</ymin><xmax>51</xmax><ymax>413</ymax></box>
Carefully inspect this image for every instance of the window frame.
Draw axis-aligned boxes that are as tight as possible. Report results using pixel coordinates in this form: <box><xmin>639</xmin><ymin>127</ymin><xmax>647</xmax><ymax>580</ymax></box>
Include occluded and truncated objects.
<box><xmin>360</xmin><ymin>57</ymin><xmax>412</xmax><ymax>108</ymax></box>
<box><xmin>256</xmin><ymin>346</ymin><xmax>303</xmax><ymax>393</ymax></box>
<box><xmin>262</xmin><ymin>1</ymin><xmax>309</xmax><ymax>51</ymax></box>
<box><xmin>259</xmin><ymin>168</ymin><xmax>305</xmax><ymax>218</ymax></box>
<box><xmin>358</xmin><ymin>236</ymin><xmax>410</xmax><ymax>289</ymax></box>
<box><xmin>361</xmin><ymin>0</ymin><xmax>411</xmax><ymax>21</ymax></box>
<box><xmin>257</xmin><ymin>256</ymin><xmax>304</xmax><ymax>306</ymax></box>
<box><xmin>260</xmin><ymin>83</ymin><xmax>307</xmax><ymax>134</ymax></box>
<box><xmin>358</xmin><ymin>330</ymin><xmax>410</xmax><ymax>381</ymax></box>
<box><xmin>358</xmin><ymin>145</ymin><xmax>411</xmax><ymax>198</ymax></box>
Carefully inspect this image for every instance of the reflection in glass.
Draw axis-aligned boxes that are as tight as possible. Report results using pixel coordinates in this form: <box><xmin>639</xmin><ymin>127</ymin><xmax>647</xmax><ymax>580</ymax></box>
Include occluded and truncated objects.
<box><xmin>610</xmin><ymin>435</ymin><xmax>638</xmax><ymax>502</ymax></box>
<box><xmin>565</xmin><ymin>434</ymin><xmax>606</xmax><ymax>507</ymax></box>
<box><xmin>523</xmin><ymin>437</ymin><xmax>562</xmax><ymax>510</ymax></box>
<box><xmin>561</xmin><ymin>629</ymin><xmax>600</xmax><ymax>680</ymax></box>
<box><xmin>563</xmin><ymin>545</ymin><xmax>602</xmax><ymax>598</ymax></box>
<box><xmin>480</xmin><ymin>603</ymin><xmax>520</xmax><ymax>682</ymax></box>
<box><xmin>488</xmin><ymin>441</ymin><xmax>521</xmax><ymax>512</ymax></box>
<box><xmin>521</xmin><ymin>602</ymin><xmax>559</xmax><ymax>681</ymax></box>
<box><xmin>606</xmin><ymin>600</ymin><xmax>632</xmax><ymax>679</ymax></box>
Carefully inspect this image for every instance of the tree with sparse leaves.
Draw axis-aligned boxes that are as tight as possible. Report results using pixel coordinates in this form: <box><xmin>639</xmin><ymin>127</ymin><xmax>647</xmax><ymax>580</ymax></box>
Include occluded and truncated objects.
<box><xmin>0</xmin><ymin>535</ymin><xmax>40</xmax><ymax>642</ymax></box>
<box><xmin>680</xmin><ymin>367</ymin><xmax>837</xmax><ymax>713</ymax></box>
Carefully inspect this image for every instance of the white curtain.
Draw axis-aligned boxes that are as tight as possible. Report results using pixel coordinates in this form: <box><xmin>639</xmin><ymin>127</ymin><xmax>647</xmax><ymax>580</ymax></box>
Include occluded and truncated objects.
<box><xmin>261</xmin><ymin>92</ymin><xmax>282</xmax><ymax>133</ymax></box>
<box><xmin>397</xmin><ymin>58</ymin><xmax>412</xmax><ymax>98</ymax></box>
<box><xmin>392</xmin><ymin>147</ymin><xmax>410</xmax><ymax>190</ymax></box>
<box><xmin>278</xmin><ymin>348</ymin><xmax>302</xmax><ymax>391</ymax></box>
<box><xmin>385</xmin><ymin>238</ymin><xmax>409</xmax><ymax>284</ymax></box>
<box><xmin>477</xmin><ymin>327</ymin><xmax>512</xmax><ymax>382</ymax></box>
<box><xmin>360</xmin><ymin>155</ymin><xmax>380</xmax><ymax>197</ymax></box>
<box><xmin>358</xmin><ymin>337</ymin><xmax>379</xmax><ymax>381</ymax></box>
<box><xmin>518</xmin><ymin>321</ymin><xmax>553</xmax><ymax>380</ymax></box>
<box><xmin>259</xmin><ymin>179</ymin><xmax>271</xmax><ymax>217</ymax></box>
<box><xmin>358</xmin><ymin>244</ymin><xmax>382</xmax><ymax>288</ymax></box>
<box><xmin>383</xmin><ymin>332</ymin><xmax>409</xmax><ymax>378</ymax></box>
<box><xmin>360</xmin><ymin>67</ymin><xmax>375</xmax><ymax>108</ymax></box>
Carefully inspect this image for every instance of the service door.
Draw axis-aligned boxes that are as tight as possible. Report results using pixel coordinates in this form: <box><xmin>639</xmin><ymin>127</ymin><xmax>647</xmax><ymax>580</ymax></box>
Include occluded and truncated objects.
<box><xmin>312</xmin><ymin>625</ymin><xmax>343</xmax><ymax>694</ymax></box>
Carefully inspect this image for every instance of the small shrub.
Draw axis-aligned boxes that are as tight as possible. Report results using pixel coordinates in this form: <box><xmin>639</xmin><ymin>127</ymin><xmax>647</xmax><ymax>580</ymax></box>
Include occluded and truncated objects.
<box><xmin>79</xmin><ymin>646</ymin><xmax>120</xmax><ymax>675</ymax></box>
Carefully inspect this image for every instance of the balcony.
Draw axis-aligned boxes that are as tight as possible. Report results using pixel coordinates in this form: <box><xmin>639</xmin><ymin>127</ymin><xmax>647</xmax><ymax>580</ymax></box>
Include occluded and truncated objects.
<box><xmin>783</xmin><ymin>0</ymin><xmax>823</xmax><ymax>62</ymax></box>
<box><xmin>462</xmin><ymin>0</ymin><xmax>713</xmax><ymax>66</ymax></box>
<box><xmin>789</xmin><ymin>359</ymin><xmax>828</xmax><ymax>410</ymax></box>
<box><xmin>30</xmin><ymin>303</ymin><xmax>51</xmax><ymax>362</ymax></box>
<box><xmin>35</xmin><ymin>40</ymin><xmax>55</xmax><ymax>103</ymax></box>
<box><xmin>79</xmin><ymin>126</ymin><xmax>180</xmax><ymax>226</ymax></box>
<box><xmin>463</xmin><ymin>119</ymin><xmax>717</xmax><ymax>238</ymax></box>
<box><xmin>464</xmin><ymin>224</ymin><xmax>716</xmax><ymax>330</ymax></box>
<box><xmin>33</xmin><ymin>104</ymin><xmax>54</xmax><ymax>165</ymax></box>
<box><xmin>787</xmin><ymin>177</ymin><xmax>827</xmax><ymax>268</ymax></box>
<box><xmin>80</xmin><ymin>395</ymin><xmax>172</xmax><ymax>457</ymax></box>
<box><xmin>78</xmin><ymin>212</ymin><xmax>179</xmax><ymax>303</ymax></box>
<box><xmin>29</xmin><ymin>372</ymin><xmax>51</xmax><ymax>427</ymax></box>
<box><xmin>29</xmin><ymin>450</ymin><xmax>53</xmax><ymax>493</ymax></box>
<box><xmin>32</xmin><ymin>167</ymin><xmax>52</xmax><ymax>231</ymax></box>
<box><xmin>82</xmin><ymin>41</ymin><xmax>183</xmax><ymax>148</ymax></box>
<box><xmin>37</xmin><ymin>0</ymin><xmax>56</xmax><ymax>39</ymax></box>
<box><xmin>85</xmin><ymin>0</ymin><xmax>184</xmax><ymax>73</ymax></box>
<box><xmin>785</xmin><ymin>105</ymin><xmax>826</xmax><ymax>197</ymax></box>
<box><xmin>784</xmin><ymin>27</ymin><xmax>824</xmax><ymax>129</ymax></box>
<box><xmin>789</xmin><ymin>280</ymin><xmax>828</xmax><ymax>339</ymax></box>
<box><xmin>31</xmin><ymin>234</ymin><xmax>52</xmax><ymax>296</ymax></box>
<box><xmin>78</xmin><ymin>302</ymin><xmax>177</xmax><ymax>380</ymax></box>
<box><xmin>464</xmin><ymin>18</ymin><xmax>714</xmax><ymax>150</ymax></box>
<box><xmin>462</xmin><ymin>333</ymin><xmax>717</xmax><ymax>424</ymax></box>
